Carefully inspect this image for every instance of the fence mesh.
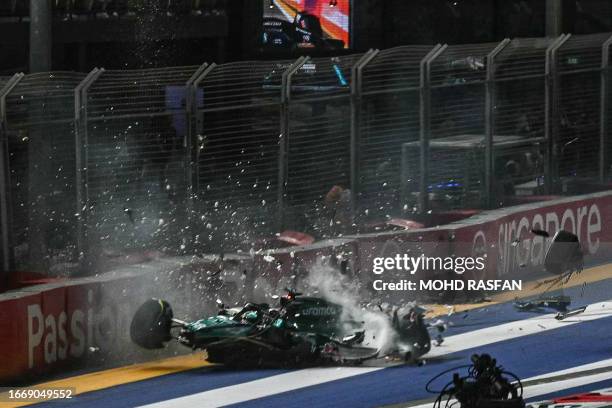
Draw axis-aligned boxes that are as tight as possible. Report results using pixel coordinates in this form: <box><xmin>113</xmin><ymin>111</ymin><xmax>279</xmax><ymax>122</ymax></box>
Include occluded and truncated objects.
<box><xmin>193</xmin><ymin>60</ymin><xmax>291</xmax><ymax>251</ymax></box>
<box><xmin>492</xmin><ymin>37</ymin><xmax>552</xmax><ymax>205</ymax></box>
<box><xmin>84</xmin><ymin>66</ymin><xmax>198</xmax><ymax>255</ymax></box>
<box><xmin>285</xmin><ymin>55</ymin><xmax>362</xmax><ymax>235</ymax></box>
<box><xmin>428</xmin><ymin>43</ymin><xmax>495</xmax><ymax>209</ymax></box>
<box><xmin>0</xmin><ymin>33</ymin><xmax>611</xmax><ymax>275</ymax></box>
<box><xmin>556</xmin><ymin>33</ymin><xmax>609</xmax><ymax>182</ymax></box>
<box><xmin>360</xmin><ymin>46</ymin><xmax>433</xmax><ymax>217</ymax></box>
<box><xmin>4</xmin><ymin>72</ymin><xmax>86</xmax><ymax>272</ymax></box>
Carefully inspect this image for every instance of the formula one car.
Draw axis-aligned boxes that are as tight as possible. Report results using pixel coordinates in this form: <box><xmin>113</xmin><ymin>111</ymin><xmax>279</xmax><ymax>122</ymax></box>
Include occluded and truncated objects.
<box><xmin>130</xmin><ymin>290</ymin><xmax>432</xmax><ymax>367</ymax></box>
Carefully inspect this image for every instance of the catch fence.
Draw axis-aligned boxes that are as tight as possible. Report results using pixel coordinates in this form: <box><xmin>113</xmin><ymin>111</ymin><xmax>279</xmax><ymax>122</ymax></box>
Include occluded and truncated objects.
<box><xmin>1</xmin><ymin>32</ymin><xmax>611</xmax><ymax>276</ymax></box>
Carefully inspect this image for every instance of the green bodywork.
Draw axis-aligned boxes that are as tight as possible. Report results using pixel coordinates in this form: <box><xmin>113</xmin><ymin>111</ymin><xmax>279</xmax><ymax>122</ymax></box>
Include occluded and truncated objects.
<box><xmin>183</xmin><ymin>316</ymin><xmax>254</xmax><ymax>344</ymax></box>
<box><xmin>170</xmin><ymin>295</ymin><xmax>430</xmax><ymax>366</ymax></box>
<box><xmin>179</xmin><ymin>297</ymin><xmax>351</xmax><ymax>349</ymax></box>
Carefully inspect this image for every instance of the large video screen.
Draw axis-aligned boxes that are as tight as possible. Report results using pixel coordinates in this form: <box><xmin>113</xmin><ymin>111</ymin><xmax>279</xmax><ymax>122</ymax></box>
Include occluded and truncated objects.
<box><xmin>263</xmin><ymin>0</ymin><xmax>351</xmax><ymax>50</ymax></box>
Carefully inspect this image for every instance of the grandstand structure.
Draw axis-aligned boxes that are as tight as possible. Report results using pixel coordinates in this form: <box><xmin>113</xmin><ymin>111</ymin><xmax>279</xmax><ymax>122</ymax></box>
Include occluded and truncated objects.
<box><xmin>0</xmin><ymin>0</ymin><xmax>261</xmax><ymax>74</ymax></box>
<box><xmin>0</xmin><ymin>1</ymin><xmax>228</xmax><ymax>20</ymax></box>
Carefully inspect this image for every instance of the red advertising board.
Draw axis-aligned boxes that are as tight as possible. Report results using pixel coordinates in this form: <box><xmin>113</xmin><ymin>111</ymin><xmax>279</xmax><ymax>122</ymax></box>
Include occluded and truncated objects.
<box><xmin>0</xmin><ymin>291</ymin><xmax>41</xmax><ymax>383</ymax></box>
<box><xmin>452</xmin><ymin>192</ymin><xmax>612</xmax><ymax>279</ymax></box>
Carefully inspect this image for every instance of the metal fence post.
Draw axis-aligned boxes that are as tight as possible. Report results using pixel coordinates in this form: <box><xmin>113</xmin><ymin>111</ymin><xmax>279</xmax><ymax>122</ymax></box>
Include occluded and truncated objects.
<box><xmin>278</xmin><ymin>56</ymin><xmax>307</xmax><ymax>231</ymax></box>
<box><xmin>485</xmin><ymin>39</ymin><xmax>510</xmax><ymax>208</ymax></box>
<box><xmin>350</xmin><ymin>49</ymin><xmax>379</xmax><ymax>217</ymax></box>
<box><xmin>0</xmin><ymin>73</ymin><xmax>24</xmax><ymax>277</ymax></box>
<box><xmin>187</xmin><ymin>62</ymin><xmax>214</xmax><ymax>199</ymax></box>
<box><xmin>184</xmin><ymin>62</ymin><xmax>213</xmax><ymax>252</ymax></box>
<box><xmin>545</xmin><ymin>33</ymin><xmax>571</xmax><ymax>193</ymax></box>
<box><xmin>74</xmin><ymin>68</ymin><xmax>104</xmax><ymax>266</ymax></box>
<box><xmin>600</xmin><ymin>35</ymin><xmax>612</xmax><ymax>182</ymax></box>
<box><xmin>418</xmin><ymin>44</ymin><xmax>446</xmax><ymax>214</ymax></box>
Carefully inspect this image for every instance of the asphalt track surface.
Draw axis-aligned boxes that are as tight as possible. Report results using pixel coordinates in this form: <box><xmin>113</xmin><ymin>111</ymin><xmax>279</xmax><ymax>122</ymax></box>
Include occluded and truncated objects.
<box><xmin>21</xmin><ymin>276</ymin><xmax>612</xmax><ymax>408</ymax></box>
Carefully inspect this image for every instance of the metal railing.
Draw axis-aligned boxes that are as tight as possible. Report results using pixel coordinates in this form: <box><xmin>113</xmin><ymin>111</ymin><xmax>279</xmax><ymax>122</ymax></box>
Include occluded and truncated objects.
<box><xmin>1</xmin><ymin>32</ymin><xmax>612</xmax><ymax>277</ymax></box>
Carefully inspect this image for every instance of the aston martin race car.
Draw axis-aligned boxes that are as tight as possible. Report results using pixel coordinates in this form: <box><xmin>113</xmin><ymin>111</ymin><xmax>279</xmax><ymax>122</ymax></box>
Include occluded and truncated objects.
<box><xmin>130</xmin><ymin>290</ymin><xmax>432</xmax><ymax>367</ymax></box>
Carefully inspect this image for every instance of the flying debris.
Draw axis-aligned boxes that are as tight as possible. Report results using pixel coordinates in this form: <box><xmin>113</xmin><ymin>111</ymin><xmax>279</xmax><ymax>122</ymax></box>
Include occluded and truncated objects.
<box><xmin>514</xmin><ymin>228</ymin><xmax>587</xmax><ymax>318</ymax></box>
<box><xmin>555</xmin><ymin>305</ymin><xmax>588</xmax><ymax>320</ymax></box>
<box><xmin>514</xmin><ymin>295</ymin><xmax>571</xmax><ymax>313</ymax></box>
<box><xmin>531</xmin><ymin>228</ymin><xmax>584</xmax><ymax>289</ymax></box>
<box><xmin>124</xmin><ymin>208</ymin><xmax>135</xmax><ymax>224</ymax></box>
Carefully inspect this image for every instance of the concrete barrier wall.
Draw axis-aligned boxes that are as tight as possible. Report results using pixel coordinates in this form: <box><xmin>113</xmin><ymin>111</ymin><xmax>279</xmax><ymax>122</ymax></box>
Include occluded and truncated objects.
<box><xmin>2</xmin><ymin>191</ymin><xmax>612</xmax><ymax>383</ymax></box>
<box><xmin>0</xmin><ymin>258</ymin><xmax>217</xmax><ymax>384</ymax></box>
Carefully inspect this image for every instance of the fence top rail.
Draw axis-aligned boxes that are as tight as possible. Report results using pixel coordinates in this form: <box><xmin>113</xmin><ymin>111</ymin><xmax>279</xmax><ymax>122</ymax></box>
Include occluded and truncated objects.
<box><xmin>4</xmin><ymin>72</ymin><xmax>86</xmax><ymax>127</ymax></box>
<box><xmin>494</xmin><ymin>36</ymin><xmax>556</xmax><ymax>79</ymax></box>
<box><xmin>0</xmin><ymin>77</ymin><xmax>11</xmax><ymax>98</ymax></box>
<box><xmin>556</xmin><ymin>32</ymin><xmax>612</xmax><ymax>72</ymax></box>
<box><xmin>430</xmin><ymin>41</ymin><xmax>501</xmax><ymax>86</ymax></box>
<box><xmin>361</xmin><ymin>45</ymin><xmax>436</xmax><ymax>94</ymax></box>
<box><xmin>0</xmin><ymin>73</ymin><xmax>24</xmax><ymax>124</ymax></box>
<box><xmin>287</xmin><ymin>53</ymin><xmax>365</xmax><ymax>100</ymax></box>
<box><xmin>86</xmin><ymin>66</ymin><xmax>201</xmax><ymax>119</ymax></box>
<box><xmin>0</xmin><ymin>33</ymin><xmax>610</xmax><ymax>124</ymax></box>
<box><xmin>605</xmin><ymin>35</ymin><xmax>612</xmax><ymax>68</ymax></box>
<box><xmin>194</xmin><ymin>59</ymin><xmax>294</xmax><ymax>110</ymax></box>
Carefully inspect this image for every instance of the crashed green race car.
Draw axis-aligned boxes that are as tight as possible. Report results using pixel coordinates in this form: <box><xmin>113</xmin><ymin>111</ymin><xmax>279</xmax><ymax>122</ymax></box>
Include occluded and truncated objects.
<box><xmin>130</xmin><ymin>290</ymin><xmax>433</xmax><ymax>367</ymax></box>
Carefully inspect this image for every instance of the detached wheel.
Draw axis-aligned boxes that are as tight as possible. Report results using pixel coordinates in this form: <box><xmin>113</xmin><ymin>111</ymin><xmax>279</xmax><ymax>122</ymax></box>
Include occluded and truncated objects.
<box><xmin>130</xmin><ymin>299</ymin><xmax>173</xmax><ymax>349</ymax></box>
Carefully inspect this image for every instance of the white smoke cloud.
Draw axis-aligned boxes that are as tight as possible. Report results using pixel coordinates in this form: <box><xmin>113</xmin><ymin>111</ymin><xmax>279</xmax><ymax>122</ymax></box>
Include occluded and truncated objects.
<box><xmin>303</xmin><ymin>258</ymin><xmax>398</xmax><ymax>354</ymax></box>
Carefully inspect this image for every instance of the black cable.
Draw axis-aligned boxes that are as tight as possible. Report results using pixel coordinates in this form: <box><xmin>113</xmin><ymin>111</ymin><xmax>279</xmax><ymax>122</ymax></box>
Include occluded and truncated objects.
<box><xmin>433</xmin><ymin>380</ymin><xmax>454</xmax><ymax>408</ymax></box>
<box><xmin>428</xmin><ymin>356</ymin><xmax>525</xmax><ymax>408</ymax></box>
<box><xmin>426</xmin><ymin>364</ymin><xmax>472</xmax><ymax>393</ymax></box>
<box><xmin>501</xmin><ymin>370</ymin><xmax>524</xmax><ymax>397</ymax></box>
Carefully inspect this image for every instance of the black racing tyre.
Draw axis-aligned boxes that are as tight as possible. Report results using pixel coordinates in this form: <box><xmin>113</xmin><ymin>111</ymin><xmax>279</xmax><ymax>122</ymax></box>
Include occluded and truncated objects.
<box><xmin>130</xmin><ymin>299</ymin><xmax>173</xmax><ymax>349</ymax></box>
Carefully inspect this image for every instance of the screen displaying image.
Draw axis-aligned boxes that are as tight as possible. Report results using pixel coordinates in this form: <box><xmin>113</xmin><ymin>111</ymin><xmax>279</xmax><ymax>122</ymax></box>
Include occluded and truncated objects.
<box><xmin>263</xmin><ymin>0</ymin><xmax>351</xmax><ymax>50</ymax></box>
